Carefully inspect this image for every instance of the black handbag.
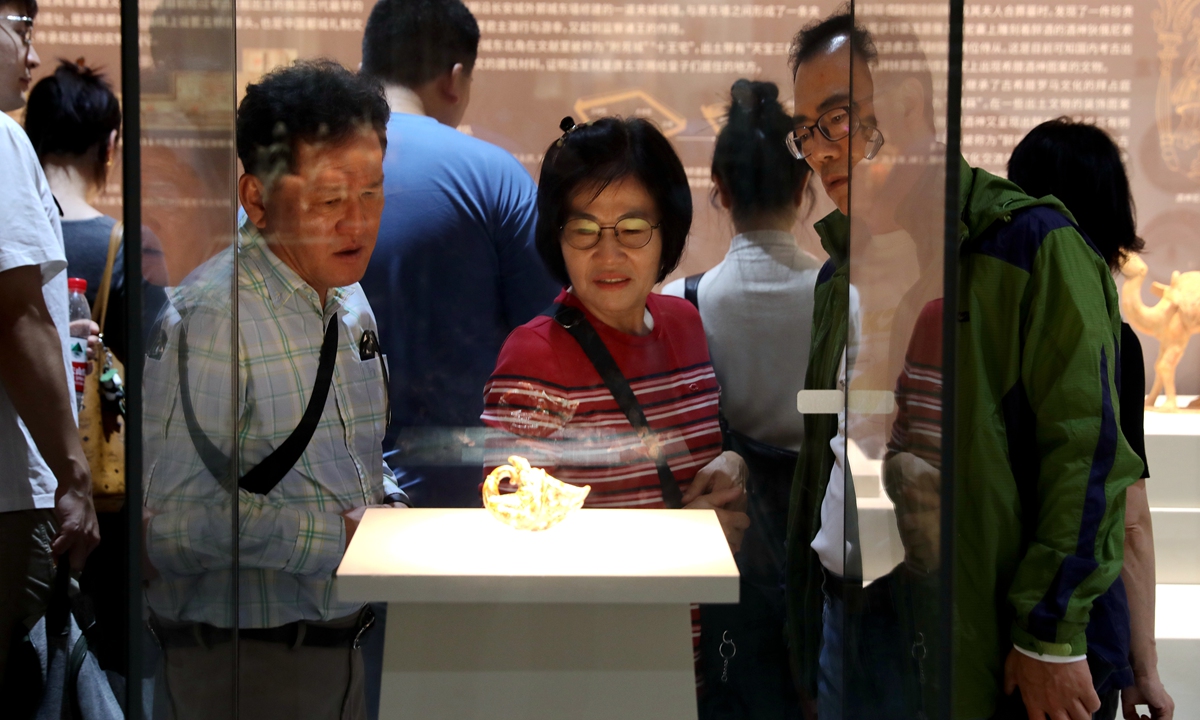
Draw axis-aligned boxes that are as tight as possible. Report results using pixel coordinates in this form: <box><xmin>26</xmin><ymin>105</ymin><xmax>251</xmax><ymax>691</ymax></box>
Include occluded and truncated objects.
<box><xmin>698</xmin><ymin>423</ymin><xmax>801</xmax><ymax>718</ymax></box>
<box><xmin>684</xmin><ymin>272</ymin><xmax>801</xmax><ymax>718</ymax></box>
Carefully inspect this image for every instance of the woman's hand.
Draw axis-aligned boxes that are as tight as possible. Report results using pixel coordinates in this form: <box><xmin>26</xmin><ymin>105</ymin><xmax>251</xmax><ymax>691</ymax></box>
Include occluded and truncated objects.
<box><xmin>682</xmin><ymin>451</ymin><xmax>748</xmax><ymax>512</ymax></box>
<box><xmin>685</xmin><ymin>485</ymin><xmax>750</xmax><ymax>553</ymax></box>
<box><xmin>883</xmin><ymin>451</ymin><xmax>942</xmax><ymax>572</ymax></box>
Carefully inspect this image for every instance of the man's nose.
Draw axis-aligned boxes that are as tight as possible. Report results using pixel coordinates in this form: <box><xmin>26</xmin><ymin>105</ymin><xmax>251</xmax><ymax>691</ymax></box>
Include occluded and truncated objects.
<box><xmin>809</xmin><ymin>130</ymin><xmax>842</xmax><ymax>165</ymax></box>
<box><xmin>26</xmin><ymin>43</ymin><xmax>40</xmax><ymax>70</ymax></box>
<box><xmin>338</xmin><ymin>197</ymin><xmax>371</xmax><ymax>234</ymax></box>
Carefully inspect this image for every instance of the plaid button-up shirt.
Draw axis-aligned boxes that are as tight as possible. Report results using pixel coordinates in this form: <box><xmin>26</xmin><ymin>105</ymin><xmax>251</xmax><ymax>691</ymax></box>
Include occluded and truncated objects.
<box><xmin>144</xmin><ymin>221</ymin><xmax>401</xmax><ymax>628</ymax></box>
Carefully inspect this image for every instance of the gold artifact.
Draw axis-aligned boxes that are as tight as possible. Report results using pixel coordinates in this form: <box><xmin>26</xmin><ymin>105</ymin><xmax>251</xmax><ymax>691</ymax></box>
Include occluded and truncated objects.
<box><xmin>1121</xmin><ymin>255</ymin><xmax>1200</xmax><ymax>411</ymax></box>
<box><xmin>482</xmin><ymin>456</ymin><xmax>591</xmax><ymax>531</ymax></box>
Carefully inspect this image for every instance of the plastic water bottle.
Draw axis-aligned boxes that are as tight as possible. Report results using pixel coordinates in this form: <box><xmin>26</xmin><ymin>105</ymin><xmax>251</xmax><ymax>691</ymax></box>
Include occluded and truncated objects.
<box><xmin>67</xmin><ymin>278</ymin><xmax>91</xmax><ymax>412</ymax></box>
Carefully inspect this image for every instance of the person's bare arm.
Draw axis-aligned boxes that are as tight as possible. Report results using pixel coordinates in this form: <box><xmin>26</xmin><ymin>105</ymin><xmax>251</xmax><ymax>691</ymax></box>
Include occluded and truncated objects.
<box><xmin>0</xmin><ymin>265</ymin><xmax>99</xmax><ymax>569</ymax></box>
<box><xmin>1121</xmin><ymin>480</ymin><xmax>1174</xmax><ymax>720</ymax></box>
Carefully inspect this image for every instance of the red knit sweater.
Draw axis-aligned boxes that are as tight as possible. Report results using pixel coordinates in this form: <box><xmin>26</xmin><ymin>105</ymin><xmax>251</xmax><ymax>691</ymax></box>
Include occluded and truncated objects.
<box><xmin>887</xmin><ymin>298</ymin><xmax>944</xmax><ymax>467</ymax></box>
<box><xmin>482</xmin><ymin>289</ymin><xmax>724</xmax><ymax>507</ymax></box>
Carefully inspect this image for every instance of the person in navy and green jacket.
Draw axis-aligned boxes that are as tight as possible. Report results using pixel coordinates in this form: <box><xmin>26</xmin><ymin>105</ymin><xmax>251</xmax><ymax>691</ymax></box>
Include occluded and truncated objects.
<box><xmin>783</xmin><ymin>12</ymin><xmax>1143</xmax><ymax>720</ymax></box>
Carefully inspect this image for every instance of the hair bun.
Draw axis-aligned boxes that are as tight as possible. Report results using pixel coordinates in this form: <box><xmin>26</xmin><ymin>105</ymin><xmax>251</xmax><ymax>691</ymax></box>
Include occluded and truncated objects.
<box><xmin>559</xmin><ymin>116</ymin><xmax>576</xmax><ymax>133</ymax></box>
<box><xmin>730</xmin><ymin>79</ymin><xmax>779</xmax><ymax>113</ymax></box>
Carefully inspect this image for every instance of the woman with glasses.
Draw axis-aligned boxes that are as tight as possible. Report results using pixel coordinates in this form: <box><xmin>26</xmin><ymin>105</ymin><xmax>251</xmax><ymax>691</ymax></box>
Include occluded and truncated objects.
<box><xmin>481</xmin><ymin>116</ymin><xmax>750</xmax><ymax>691</ymax></box>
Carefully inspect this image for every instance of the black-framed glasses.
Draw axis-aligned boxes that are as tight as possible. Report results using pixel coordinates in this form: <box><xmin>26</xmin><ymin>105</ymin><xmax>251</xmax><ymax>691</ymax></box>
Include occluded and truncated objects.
<box><xmin>561</xmin><ymin>217</ymin><xmax>660</xmax><ymax>250</ymax></box>
<box><xmin>785</xmin><ymin>106</ymin><xmax>884</xmax><ymax>161</ymax></box>
<box><xmin>4</xmin><ymin>15</ymin><xmax>33</xmax><ymax>50</ymax></box>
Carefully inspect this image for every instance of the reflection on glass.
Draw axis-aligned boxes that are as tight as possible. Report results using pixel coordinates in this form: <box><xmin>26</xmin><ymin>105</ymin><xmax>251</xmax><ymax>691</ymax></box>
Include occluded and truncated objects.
<box><xmin>784</xmin><ymin>7</ymin><xmax>950</xmax><ymax>720</ymax></box>
<box><xmin>358</xmin><ymin>0</ymin><xmax>563</xmax><ymax>511</ymax></box>
<box><xmin>142</xmin><ymin>60</ymin><xmax>398</xmax><ymax>718</ymax></box>
<box><xmin>139</xmin><ymin>0</ymin><xmax>239</xmax><ymax>714</ymax></box>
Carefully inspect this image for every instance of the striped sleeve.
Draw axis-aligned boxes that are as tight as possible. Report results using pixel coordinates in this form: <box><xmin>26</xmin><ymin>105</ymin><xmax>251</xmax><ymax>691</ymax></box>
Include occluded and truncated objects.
<box><xmin>482</xmin><ymin>323</ymin><xmax>723</xmax><ymax>509</ymax></box>
<box><xmin>886</xmin><ymin>298</ymin><xmax>944</xmax><ymax>469</ymax></box>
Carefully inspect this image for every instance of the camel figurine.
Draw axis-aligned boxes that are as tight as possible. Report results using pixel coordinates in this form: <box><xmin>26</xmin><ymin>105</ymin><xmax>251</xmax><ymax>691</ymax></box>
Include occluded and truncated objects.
<box><xmin>1120</xmin><ymin>254</ymin><xmax>1200</xmax><ymax>411</ymax></box>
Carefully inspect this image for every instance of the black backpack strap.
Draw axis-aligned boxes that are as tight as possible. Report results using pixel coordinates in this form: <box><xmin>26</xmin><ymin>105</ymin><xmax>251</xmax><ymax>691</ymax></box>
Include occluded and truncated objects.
<box><xmin>683</xmin><ymin>272</ymin><xmax>704</xmax><ymax>309</ymax></box>
<box><xmin>543</xmin><ymin>303</ymin><xmax>684</xmax><ymax>508</ymax></box>
<box><xmin>178</xmin><ymin>317</ymin><xmax>339</xmax><ymax>496</ymax></box>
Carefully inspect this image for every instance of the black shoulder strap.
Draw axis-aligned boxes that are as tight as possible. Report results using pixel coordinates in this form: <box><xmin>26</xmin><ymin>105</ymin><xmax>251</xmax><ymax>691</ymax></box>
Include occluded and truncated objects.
<box><xmin>178</xmin><ymin>317</ymin><xmax>339</xmax><ymax>495</ymax></box>
<box><xmin>543</xmin><ymin>303</ymin><xmax>684</xmax><ymax>508</ymax></box>
<box><xmin>683</xmin><ymin>272</ymin><xmax>704</xmax><ymax>309</ymax></box>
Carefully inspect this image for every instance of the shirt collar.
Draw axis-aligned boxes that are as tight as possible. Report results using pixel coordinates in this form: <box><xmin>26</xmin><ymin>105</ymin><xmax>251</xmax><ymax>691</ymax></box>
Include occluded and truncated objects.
<box><xmin>239</xmin><ymin>220</ymin><xmax>349</xmax><ymax>316</ymax></box>
<box><xmin>729</xmin><ymin>230</ymin><xmax>797</xmax><ymax>252</ymax></box>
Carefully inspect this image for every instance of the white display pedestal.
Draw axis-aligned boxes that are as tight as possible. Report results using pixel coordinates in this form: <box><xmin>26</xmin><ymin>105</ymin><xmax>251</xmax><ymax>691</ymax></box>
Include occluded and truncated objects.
<box><xmin>1142</xmin><ymin>406</ymin><xmax>1200</xmax><ymax>584</ymax></box>
<box><xmin>336</xmin><ymin>508</ymin><xmax>739</xmax><ymax>720</ymax></box>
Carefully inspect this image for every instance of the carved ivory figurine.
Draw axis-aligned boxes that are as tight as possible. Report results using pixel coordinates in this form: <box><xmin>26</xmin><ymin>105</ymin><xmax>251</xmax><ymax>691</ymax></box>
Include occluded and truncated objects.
<box><xmin>1120</xmin><ymin>254</ymin><xmax>1200</xmax><ymax>411</ymax></box>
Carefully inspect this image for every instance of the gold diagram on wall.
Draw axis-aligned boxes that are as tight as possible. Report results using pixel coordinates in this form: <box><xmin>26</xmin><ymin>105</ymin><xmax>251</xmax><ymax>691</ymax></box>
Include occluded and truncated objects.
<box><xmin>1154</xmin><ymin>0</ymin><xmax>1200</xmax><ymax>180</ymax></box>
<box><xmin>700</xmin><ymin>103</ymin><xmax>726</xmax><ymax>134</ymax></box>
<box><xmin>573</xmin><ymin>91</ymin><xmax>686</xmax><ymax>137</ymax></box>
<box><xmin>238</xmin><ymin>48</ymin><xmax>300</xmax><ymax>104</ymax></box>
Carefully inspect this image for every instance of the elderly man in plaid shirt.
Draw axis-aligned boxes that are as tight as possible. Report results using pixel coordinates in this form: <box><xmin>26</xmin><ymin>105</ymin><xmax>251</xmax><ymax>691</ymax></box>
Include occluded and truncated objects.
<box><xmin>141</xmin><ymin>61</ymin><xmax>407</xmax><ymax>719</ymax></box>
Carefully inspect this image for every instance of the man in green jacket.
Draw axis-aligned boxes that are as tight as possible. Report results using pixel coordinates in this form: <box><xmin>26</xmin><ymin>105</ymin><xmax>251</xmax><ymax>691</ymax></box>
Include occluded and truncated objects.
<box><xmin>784</xmin><ymin>12</ymin><xmax>1143</xmax><ymax>720</ymax></box>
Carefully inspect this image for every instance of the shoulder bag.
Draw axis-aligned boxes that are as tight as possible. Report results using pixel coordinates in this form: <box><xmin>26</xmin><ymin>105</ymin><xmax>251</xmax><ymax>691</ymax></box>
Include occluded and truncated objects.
<box><xmin>79</xmin><ymin>222</ymin><xmax>126</xmax><ymax>513</ymax></box>
<box><xmin>682</xmin><ymin>273</ymin><xmax>801</xmax><ymax>719</ymax></box>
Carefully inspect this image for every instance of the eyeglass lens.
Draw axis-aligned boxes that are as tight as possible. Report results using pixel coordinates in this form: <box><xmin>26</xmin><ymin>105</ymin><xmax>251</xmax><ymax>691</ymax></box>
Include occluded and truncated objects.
<box><xmin>563</xmin><ymin>218</ymin><xmax>656</xmax><ymax>249</ymax></box>
<box><xmin>5</xmin><ymin>16</ymin><xmax>33</xmax><ymax>47</ymax></box>
<box><xmin>793</xmin><ymin>108</ymin><xmax>858</xmax><ymax>157</ymax></box>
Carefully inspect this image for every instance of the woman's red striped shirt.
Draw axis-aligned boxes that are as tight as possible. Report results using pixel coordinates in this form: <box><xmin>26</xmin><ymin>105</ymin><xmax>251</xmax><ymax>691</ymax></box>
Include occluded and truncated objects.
<box><xmin>482</xmin><ymin>289</ymin><xmax>724</xmax><ymax>506</ymax></box>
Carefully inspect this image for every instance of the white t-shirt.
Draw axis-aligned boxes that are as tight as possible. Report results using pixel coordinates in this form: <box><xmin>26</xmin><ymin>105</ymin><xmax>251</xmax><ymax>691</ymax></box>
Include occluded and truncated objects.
<box><xmin>810</xmin><ymin>350</ymin><xmax>851</xmax><ymax>576</ymax></box>
<box><xmin>810</xmin><ymin>289</ymin><xmax>861</xmax><ymax>578</ymax></box>
<box><xmin>661</xmin><ymin>230</ymin><xmax>822</xmax><ymax>451</ymax></box>
<box><xmin>0</xmin><ymin>111</ymin><xmax>72</xmax><ymax>512</ymax></box>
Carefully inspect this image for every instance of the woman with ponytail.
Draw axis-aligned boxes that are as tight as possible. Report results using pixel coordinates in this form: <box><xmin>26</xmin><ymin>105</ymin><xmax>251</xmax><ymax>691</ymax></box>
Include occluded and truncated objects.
<box><xmin>662</xmin><ymin>78</ymin><xmax>817</xmax><ymax>718</ymax></box>
<box><xmin>23</xmin><ymin>59</ymin><xmax>168</xmax><ymax>363</ymax></box>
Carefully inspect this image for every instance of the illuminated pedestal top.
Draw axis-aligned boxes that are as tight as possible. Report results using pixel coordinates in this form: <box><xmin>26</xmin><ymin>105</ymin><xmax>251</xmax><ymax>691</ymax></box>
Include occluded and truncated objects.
<box><xmin>336</xmin><ymin>508</ymin><xmax>739</xmax><ymax>605</ymax></box>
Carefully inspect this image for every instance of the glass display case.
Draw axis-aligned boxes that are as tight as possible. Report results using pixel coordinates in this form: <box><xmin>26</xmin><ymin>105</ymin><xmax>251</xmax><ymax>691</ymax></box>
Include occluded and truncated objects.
<box><xmin>8</xmin><ymin>0</ymin><xmax>1195</xmax><ymax>717</ymax></box>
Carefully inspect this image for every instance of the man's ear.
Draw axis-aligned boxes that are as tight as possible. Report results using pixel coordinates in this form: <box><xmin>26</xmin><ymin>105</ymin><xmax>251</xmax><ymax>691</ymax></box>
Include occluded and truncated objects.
<box><xmin>443</xmin><ymin>63</ymin><xmax>468</xmax><ymax>105</ymax></box>
<box><xmin>238</xmin><ymin>173</ymin><xmax>269</xmax><ymax>230</ymax></box>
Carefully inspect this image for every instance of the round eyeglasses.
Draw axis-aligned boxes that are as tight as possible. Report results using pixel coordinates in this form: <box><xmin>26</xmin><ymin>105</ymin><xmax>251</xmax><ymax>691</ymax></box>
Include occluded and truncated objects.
<box><xmin>561</xmin><ymin>217</ymin><xmax>660</xmax><ymax>250</ymax></box>
<box><xmin>785</xmin><ymin>106</ymin><xmax>884</xmax><ymax>161</ymax></box>
<box><xmin>4</xmin><ymin>15</ymin><xmax>33</xmax><ymax>51</ymax></box>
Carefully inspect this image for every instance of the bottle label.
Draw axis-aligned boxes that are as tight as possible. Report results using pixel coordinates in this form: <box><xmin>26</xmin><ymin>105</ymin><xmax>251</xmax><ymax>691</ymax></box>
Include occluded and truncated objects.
<box><xmin>67</xmin><ymin>337</ymin><xmax>87</xmax><ymax>409</ymax></box>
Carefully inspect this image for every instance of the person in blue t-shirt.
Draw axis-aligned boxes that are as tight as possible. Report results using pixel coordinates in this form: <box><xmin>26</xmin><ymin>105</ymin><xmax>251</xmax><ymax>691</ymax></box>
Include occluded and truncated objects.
<box><xmin>359</xmin><ymin>0</ymin><xmax>560</xmax><ymax>509</ymax></box>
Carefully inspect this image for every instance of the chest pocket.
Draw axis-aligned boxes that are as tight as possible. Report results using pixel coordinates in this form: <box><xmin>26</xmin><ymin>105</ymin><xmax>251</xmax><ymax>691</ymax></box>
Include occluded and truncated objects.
<box><xmin>335</xmin><ymin>340</ymin><xmax>390</xmax><ymax>461</ymax></box>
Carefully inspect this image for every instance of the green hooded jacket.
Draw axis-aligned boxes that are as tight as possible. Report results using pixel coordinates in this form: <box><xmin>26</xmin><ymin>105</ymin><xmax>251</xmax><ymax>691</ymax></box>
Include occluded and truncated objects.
<box><xmin>785</xmin><ymin>157</ymin><xmax>1143</xmax><ymax>718</ymax></box>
